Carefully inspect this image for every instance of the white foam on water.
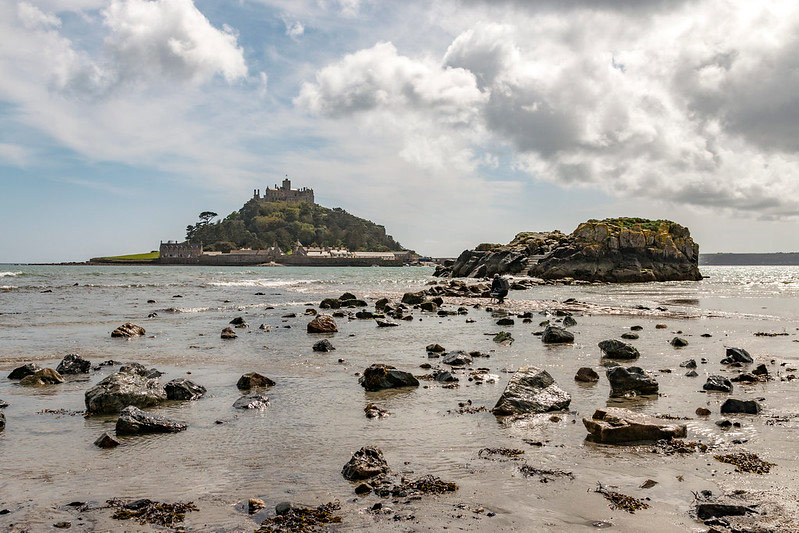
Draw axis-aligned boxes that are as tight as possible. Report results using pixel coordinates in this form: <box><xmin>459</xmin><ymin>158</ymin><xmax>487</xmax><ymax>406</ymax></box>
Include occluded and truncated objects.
<box><xmin>206</xmin><ymin>279</ymin><xmax>321</xmax><ymax>288</ymax></box>
<box><xmin>0</xmin><ymin>271</ymin><xmax>23</xmax><ymax>277</ymax></box>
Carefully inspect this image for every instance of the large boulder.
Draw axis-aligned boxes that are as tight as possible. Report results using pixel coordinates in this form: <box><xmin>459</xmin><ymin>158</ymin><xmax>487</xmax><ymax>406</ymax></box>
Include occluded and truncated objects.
<box><xmin>606</xmin><ymin>366</ymin><xmax>658</xmax><ymax>397</ymax></box>
<box><xmin>237</xmin><ymin>372</ymin><xmax>275</xmax><ymax>390</ymax></box>
<box><xmin>20</xmin><ymin>368</ymin><xmax>64</xmax><ymax>386</ymax></box>
<box><xmin>56</xmin><ymin>354</ymin><xmax>91</xmax><ymax>375</ymax></box>
<box><xmin>307</xmin><ymin>314</ymin><xmax>338</xmax><ymax>333</ymax></box>
<box><xmin>598</xmin><ymin>340</ymin><xmax>640</xmax><ymax>360</ymax></box>
<box><xmin>359</xmin><ymin>364</ymin><xmax>419</xmax><ymax>391</ymax></box>
<box><xmin>542</xmin><ymin>326</ymin><xmax>574</xmax><ymax>344</ymax></box>
<box><xmin>583</xmin><ymin>407</ymin><xmax>687</xmax><ymax>444</ymax></box>
<box><xmin>342</xmin><ymin>446</ymin><xmax>389</xmax><ymax>480</ymax></box>
<box><xmin>8</xmin><ymin>363</ymin><xmax>40</xmax><ymax>380</ymax></box>
<box><xmin>111</xmin><ymin>323</ymin><xmax>146</xmax><ymax>338</ymax></box>
<box><xmin>703</xmin><ymin>376</ymin><xmax>733</xmax><ymax>393</ymax></box>
<box><xmin>164</xmin><ymin>379</ymin><xmax>206</xmax><ymax>401</ymax></box>
<box><xmin>233</xmin><ymin>392</ymin><xmax>270</xmax><ymax>409</ymax></box>
<box><xmin>115</xmin><ymin>406</ymin><xmax>187</xmax><ymax>435</ymax></box>
<box><xmin>85</xmin><ymin>371</ymin><xmax>167</xmax><ymax>414</ymax></box>
<box><xmin>491</xmin><ymin>366</ymin><xmax>571</xmax><ymax>416</ymax></box>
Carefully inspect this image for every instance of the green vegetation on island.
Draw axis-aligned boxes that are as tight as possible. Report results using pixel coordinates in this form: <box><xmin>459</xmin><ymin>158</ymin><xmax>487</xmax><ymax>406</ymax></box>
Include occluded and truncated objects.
<box><xmin>186</xmin><ymin>199</ymin><xmax>405</xmax><ymax>253</ymax></box>
<box><xmin>95</xmin><ymin>251</ymin><xmax>160</xmax><ymax>262</ymax></box>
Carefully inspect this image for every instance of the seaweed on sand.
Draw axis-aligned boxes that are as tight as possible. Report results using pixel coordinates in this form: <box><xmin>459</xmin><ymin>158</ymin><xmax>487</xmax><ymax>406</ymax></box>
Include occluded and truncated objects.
<box><xmin>714</xmin><ymin>452</ymin><xmax>775</xmax><ymax>474</ymax></box>
<box><xmin>594</xmin><ymin>484</ymin><xmax>649</xmax><ymax>513</ymax></box>
<box><xmin>257</xmin><ymin>502</ymin><xmax>342</xmax><ymax>532</ymax></box>
<box><xmin>106</xmin><ymin>498</ymin><xmax>198</xmax><ymax>528</ymax></box>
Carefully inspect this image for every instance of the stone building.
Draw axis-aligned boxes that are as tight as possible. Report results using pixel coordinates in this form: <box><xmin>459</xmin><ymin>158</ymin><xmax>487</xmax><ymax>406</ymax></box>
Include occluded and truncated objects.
<box><xmin>253</xmin><ymin>178</ymin><xmax>314</xmax><ymax>204</ymax></box>
<box><xmin>159</xmin><ymin>241</ymin><xmax>203</xmax><ymax>264</ymax></box>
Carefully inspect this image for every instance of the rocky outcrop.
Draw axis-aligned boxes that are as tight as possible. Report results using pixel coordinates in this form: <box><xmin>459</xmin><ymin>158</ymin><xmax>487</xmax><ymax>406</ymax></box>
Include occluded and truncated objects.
<box><xmin>85</xmin><ymin>371</ymin><xmax>167</xmax><ymax>414</ymax></box>
<box><xmin>492</xmin><ymin>366</ymin><xmax>571</xmax><ymax>416</ymax></box>
<box><xmin>56</xmin><ymin>354</ymin><xmax>91</xmax><ymax>374</ymax></box>
<box><xmin>359</xmin><ymin>364</ymin><xmax>419</xmax><ymax>391</ymax></box>
<box><xmin>583</xmin><ymin>407</ymin><xmax>687</xmax><ymax>443</ymax></box>
<box><xmin>437</xmin><ymin>218</ymin><xmax>701</xmax><ymax>283</ymax></box>
<box><xmin>116</xmin><ymin>406</ymin><xmax>187</xmax><ymax>435</ymax></box>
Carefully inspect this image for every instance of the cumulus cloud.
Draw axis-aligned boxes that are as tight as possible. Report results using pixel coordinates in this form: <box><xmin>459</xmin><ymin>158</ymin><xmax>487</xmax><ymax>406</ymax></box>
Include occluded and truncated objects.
<box><xmin>296</xmin><ymin>0</ymin><xmax>799</xmax><ymax>218</ymax></box>
<box><xmin>283</xmin><ymin>19</ymin><xmax>304</xmax><ymax>41</ymax></box>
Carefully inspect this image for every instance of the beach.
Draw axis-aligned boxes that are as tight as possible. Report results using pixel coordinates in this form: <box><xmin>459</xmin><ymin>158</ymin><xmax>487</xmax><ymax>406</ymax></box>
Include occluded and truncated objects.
<box><xmin>1</xmin><ymin>265</ymin><xmax>798</xmax><ymax>531</ymax></box>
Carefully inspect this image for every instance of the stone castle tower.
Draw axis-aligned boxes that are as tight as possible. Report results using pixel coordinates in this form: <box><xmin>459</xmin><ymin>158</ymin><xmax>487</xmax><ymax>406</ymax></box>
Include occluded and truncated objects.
<box><xmin>253</xmin><ymin>178</ymin><xmax>314</xmax><ymax>204</ymax></box>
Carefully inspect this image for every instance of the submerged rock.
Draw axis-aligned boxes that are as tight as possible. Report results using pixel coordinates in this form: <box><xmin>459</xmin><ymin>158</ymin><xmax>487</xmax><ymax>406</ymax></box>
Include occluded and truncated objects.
<box><xmin>307</xmin><ymin>314</ymin><xmax>338</xmax><ymax>333</ymax></box>
<box><xmin>8</xmin><ymin>363</ymin><xmax>40</xmax><ymax>380</ymax></box>
<box><xmin>116</xmin><ymin>406</ymin><xmax>187</xmax><ymax>435</ymax></box>
<box><xmin>221</xmin><ymin>327</ymin><xmax>237</xmax><ymax>339</ymax></box>
<box><xmin>111</xmin><ymin>323</ymin><xmax>145</xmax><ymax>338</ymax></box>
<box><xmin>237</xmin><ymin>372</ymin><xmax>275</xmax><ymax>390</ymax></box>
<box><xmin>598</xmin><ymin>340</ymin><xmax>640</xmax><ymax>360</ymax></box>
<box><xmin>542</xmin><ymin>326</ymin><xmax>574</xmax><ymax>344</ymax></box>
<box><xmin>575</xmin><ymin>367</ymin><xmax>599</xmax><ymax>383</ymax></box>
<box><xmin>606</xmin><ymin>366</ymin><xmax>658</xmax><ymax>397</ymax></box>
<box><xmin>703</xmin><ymin>376</ymin><xmax>733</xmax><ymax>393</ymax></box>
<box><xmin>56</xmin><ymin>354</ymin><xmax>91</xmax><ymax>375</ymax></box>
<box><xmin>94</xmin><ymin>432</ymin><xmax>120</xmax><ymax>448</ymax></box>
<box><xmin>583</xmin><ymin>407</ymin><xmax>687</xmax><ymax>444</ymax></box>
<box><xmin>364</xmin><ymin>403</ymin><xmax>390</xmax><ymax>418</ymax></box>
<box><xmin>563</xmin><ymin>315</ymin><xmax>577</xmax><ymax>327</ymax></box>
<box><xmin>312</xmin><ymin>339</ymin><xmax>335</xmax><ymax>352</ymax></box>
<box><xmin>19</xmin><ymin>368</ymin><xmax>64</xmax><ymax>386</ymax></box>
<box><xmin>233</xmin><ymin>393</ymin><xmax>270</xmax><ymax>410</ymax></box>
<box><xmin>85</xmin><ymin>371</ymin><xmax>167</xmax><ymax>414</ymax></box>
<box><xmin>342</xmin><ymin>446</ymin><xmax>389</xmax><ymax>480</ymax></box>
<box><xmin>165</xmin><ymin>379</ymin><xmax>206</xmax><ymax>401</ymax></box>
<box><xmin>492</xmin><ymin>366</ymin><xmax>571</xmax><ymax>416</ymax></box>
<box><xmin>359</xmin><ymin>364</ymin><xmax>419</xmax><ymax>391</ymax></box>
<box><xmin>720</xmin><ymin>398</ymin><xmax>761</xmax><ymax>415</ymax></box>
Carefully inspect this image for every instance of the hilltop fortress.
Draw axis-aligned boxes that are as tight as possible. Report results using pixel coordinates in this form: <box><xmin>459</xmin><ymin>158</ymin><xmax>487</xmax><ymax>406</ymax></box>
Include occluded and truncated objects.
<box><xmin>253</xmin><ymin>178</ymin><xmax>314</xmax><ymax>204</ymax></box>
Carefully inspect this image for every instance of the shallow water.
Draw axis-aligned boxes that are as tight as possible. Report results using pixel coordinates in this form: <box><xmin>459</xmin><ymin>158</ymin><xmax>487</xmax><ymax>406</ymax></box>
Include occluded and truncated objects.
<box><xmin>1</xmin><ymin>265</ymin><xmax>799</xmax><ymax>531</ymax></box>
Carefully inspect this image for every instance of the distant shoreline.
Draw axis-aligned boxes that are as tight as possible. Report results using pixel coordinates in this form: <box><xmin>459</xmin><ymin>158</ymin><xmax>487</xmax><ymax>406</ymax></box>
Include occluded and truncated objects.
<box><xmin>699</xmin><ymin>252</ymin><xmax>799</xmax><ymax>266</ymax></box>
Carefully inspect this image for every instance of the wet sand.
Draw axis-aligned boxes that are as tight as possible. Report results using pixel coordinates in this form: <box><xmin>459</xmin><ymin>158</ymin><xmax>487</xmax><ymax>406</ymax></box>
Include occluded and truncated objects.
<box><xmin>1</xmin><ymin>266</ymin><xmax>799</xmax><ymax>531</ymax></box>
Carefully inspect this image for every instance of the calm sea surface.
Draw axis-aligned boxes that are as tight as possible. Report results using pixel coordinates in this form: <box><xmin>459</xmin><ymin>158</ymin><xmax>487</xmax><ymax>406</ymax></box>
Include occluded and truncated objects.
<box><xmin>1</xmin><ymin>265</ymin><xmax>798</xmax><ymax>531</ymax></box>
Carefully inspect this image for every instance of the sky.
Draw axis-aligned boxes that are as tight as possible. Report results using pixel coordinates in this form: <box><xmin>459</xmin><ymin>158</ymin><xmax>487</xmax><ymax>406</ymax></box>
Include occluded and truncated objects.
<box><xmin>2</xmin><ymin>0</ymin><xmax>799</xmax><ymax>262</ymax></box>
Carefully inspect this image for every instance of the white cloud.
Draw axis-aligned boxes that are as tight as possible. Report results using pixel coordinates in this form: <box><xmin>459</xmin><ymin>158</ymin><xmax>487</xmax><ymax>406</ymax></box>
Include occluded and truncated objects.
<box><xmin>283</xmin><ymin>19</ymin><xmax>304</xmax><ymax>41</ymax></box>
<box><xmin>296</xmin><ymin>0</ymin><xmax>799</xmax><ymax>218</ymax></box>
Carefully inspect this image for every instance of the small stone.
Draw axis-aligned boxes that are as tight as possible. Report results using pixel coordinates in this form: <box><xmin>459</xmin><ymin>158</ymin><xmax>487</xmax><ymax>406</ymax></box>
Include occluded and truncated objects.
<box><xmin>670</xmin><ymin>337</ymin><xmax>688</xmax><ymax>347</ymax></box>
<box><xmin>94</xmin><ymin>432</ymin><xmax>120</xmax><ymax>448</ymax></box>
<box><xmin>221</xmin><ymin>327</ymin><xmax>237</xmax><ymax>339</ymax></box>
<box><xmin>275</xmin><ymin>502</ymin><xmax>292</xmax><ymax>515</ymax></box>
<box><xmin>53</xmin><ymin>522</ymin><xmax>71</xmax><ymax>529</ymax></box>
<box><xmin>703</xmin><ymin>376</ymin><xmax>733</xmax><ymax>393</ymax></box>
<box><xmin>111</xmin><ymin>323</ymin><xmax>145</xmax><ymax>338</ymax></box>
<box><xmin>696</xmin><ymin>407</ymin><xmax>711</xmax><ymax>416</ymax></box>
<box><xmin>640</xmin><ymin>479</ymin><xmax>658</xmax><ymax>489</ymax></box>
<box><xmin>313</xmin><ymin>339</ymin><xmax>335</xmax><ymax>352</ymax></box>
<box><xmin>248</xmin><ymin>498</ymin><xmax>266</xmax><ymax>514</ymax></box>
<box><xmin>355</xmin><ymin>483</ymin><xmax>372</xmax><ymax>495</ymax></box>
<box><xmin>574</xmin><ymin>367</ymin><xmax>599</xmax><ymax>383</ymax></box>
<box><xmin>237</xmin><ymin>372</ymin><xmax>275</xmax><ymax>390</ymax></box>
<box><xmin>233</xmin><ymin>393</ymin><xmax>270</xmax><ymax>410</ymax></box>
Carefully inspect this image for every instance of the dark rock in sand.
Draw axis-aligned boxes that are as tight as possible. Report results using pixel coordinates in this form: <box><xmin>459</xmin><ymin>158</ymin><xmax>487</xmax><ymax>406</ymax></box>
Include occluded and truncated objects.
<box><xmin>111</xmin><ymin>323</ymin><xmax>145</xmax><ymax>338</ymax></box>
<box><xmin>116</xmin><ymin>406</ymin><xmax>187</xmax><ymax>435</ymax></box>
<box><xmin>703</xmin><ymin>376</ymin><xmax>733</xmax><ymax>393</ymax></box>
<box><xmin>237</xmin><ymin>372</ymin><xmax>275</xmax><ymax>390</ymax></box>
<box><xmin>319</xmin><ymin>298</ymin><xmax>341</xmax><ymax>309</ymax></box>
<box><xmin>630</xmin><ymin>325</ymin><xmax>643</xmax><ymax>331</ymax></box>
<box><xmin>376</xmin><ymin>319</ymin><xmax>398</xmax><ymax>327</ymax></box>
<box><xmin>85</xmin><ymin>371</ymin><xmax>167</xmax><ymax>414</ymax></box>
<box><xmin>442</xmin><ymin>351</ymin><xmax>472</xmax><ymax>366</ymax></box>
<box><xmin>165</xmin><ymin>379</ymin><xmax>206</xmax><ymax>401</ymax></box>
<box><xmin>375</xmin><ymin>298</ymin><xmax>393</xmax><ymax>311</ymax></box>
<box><xmin>0</xmin><ymin>412</ymin><xmax>4</xmax><ymax>432</ymax></box>
<box><xmin>752</xmin><ymin>363</ymin><xmax>769</xmax><ymax>377</ymax></box>
<box><xmin>94</xmin><ymin>432</ymin><xmax>120</xmax><ymax>448</ymax></box>
<box><xmin>229</xmin><ymin>316</ymin><xmax>247</xmax><ymax>326</ymax></box>
<box><xmin>695</xmin><ymin>502</ymin><xmax>752</xmax><ymax>520</ymax></box>
<box><xmin>0</xmin><ymin>399</ymin><xmax>7</xmax><ymax>408</ymax></box>
<box><xmin>233</xmin><ymin>393</ymin><xmax>270</xmax><ymax>409</ymax></box>
<box><xmin>8</xmin><ymin>363</ymin><xmax>40</xmax><ymax>380</ymax></box>
<box><xmin>731</xmin><ymin>373</ymin><xmax>758</xmax><ymax>383</ymax></box>
<box><xmin>563</xmin><ymin>315</ymin><xmax>577</xmax><ymax>327</ymax></box>
<box><xmin>720</xmin><ymin>398</ymin><xmax>761</xmax><ymax>415</ymax></box>
<box><xmin>426</xmin><ymin>343</ymin><xmax>446</xmax><ymax>353</ymax></box>
<box><xmin>401</xmin><ymin>291</ymin><xmax>427</xmax><ymax>305</ymax></box>
<box><xmin>339</xmin><ymin>292</ymin><xmax>357</xmax><ymax>302</ymax></box>
<box><xmin>313</xmin><ymin>339</ymin><xmax>335</xmax><ymax>352</ymax></box>
<box><xmin>492</xmin><ymin>366</ymin><xmax>571</xmax><ymax>416</ymax></box>
<box><xmin>56</xmin><ymin>354</ymin><xmax>91</xmax><ymax>375</ymax></box>
<box><xmin>685</xmin><ymin>370</ymin><xmax>698</xmax><ymax>377</ymax></box>
<box><xmin>496</xmin><ymin>317</ymin><xmax>514</xmax><ymax>326</ymax></box>
<box><xmin>680</xmin><ymin>359</ymin><xmax>697</xmax><ymax>369</ymax></box>
<box><xmin>598</xmin><ymin>340</ymin><xmax>640</xmax><ymax>360</ymax></box>
<box><xmin>621</xmin><ymin>332</ymin><xmax>639</xmax><ymax>340</ymax></box>
<box><xmin>221</xmin><ymin>327</ymin><xmax>237</xmax><ymax>339</ymax></box>
<box><xmin>359</xmin><ymin>364</ymin><xmax>419</xmax><ymax>391</ymax></box>
<box><xmin>696</xmin><ymin>407</ymin><xmax>711</xmax><ymax>416</ymax></box>
<box><xmin>355</xmin><ymin>310</ymin><xmax>374</xmax><ymax>319</ymax></box>
<box><xmin>20</xmin><ymin>368</ymin><xmax>64</xmax><ymax>386</ymax></box>
<box><xmin>419</xmin><ymin>300</ymin><xmax>438</xmax><ymax>312</ymax></box>
<box><xmin>583</xmin><ymin>407</ymin><xmax>687</xmax><ymax>444</ymax></box>
<box><xmin>722</xmin><ymin>347</ymin><xmax>753</xmax><ymax>364</ymax></box>
<box><xmin>575</xmin><ymin>367</ymin><xmax>599</xmax><ymax>383</ymax></box>
<box><xmin>606</xmin><ymin>366</ymin><xmax>658</xmax><ymax>397</ymax></box>
<box><xmin>670</xmin><ymin>337</ymin><xmax>688</xmax><ymax>347</ymax></box>
<box><xmin>342</xmin><ymin>446</ymin><xmax>389</xmax><ymax>480</ymax></box>
<box><xmin>542</xmin><ymin>325</ymin><xmax>574</xmax><ymax>344</ymax></box>
<box><xmin>433</xmin><ymin>370</ymin><xmax>458</xmax><ymax>382</ymax></box>
<box><xmin>307</xmin><ymin>314</ymin><xmax>338</xmax><ymax>333</ymax></box>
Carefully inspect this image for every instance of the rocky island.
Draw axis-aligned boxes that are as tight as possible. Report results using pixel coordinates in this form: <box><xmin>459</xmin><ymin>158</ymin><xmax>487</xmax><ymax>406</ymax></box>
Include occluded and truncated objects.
<box><xmin>436</xmin><ymin>217</ymin><xmax>701</xmax><ymax>283</ymax></box>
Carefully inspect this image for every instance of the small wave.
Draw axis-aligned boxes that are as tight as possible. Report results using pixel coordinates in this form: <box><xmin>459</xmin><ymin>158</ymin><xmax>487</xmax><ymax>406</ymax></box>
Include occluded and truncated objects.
<box><xmin>160</xmin><ymin>307</ymin><xmax>211</xmax><ymax>314</ymax></box>
<box><xmin>1</xmin><ymin>285</ymin><xmax>17</xmax><ymax>291</ymax></box>
<box><xmin>206</xmin><ymin>279</ymin><xmax>321</xmax><ymax>288</ymax></box>
<box><xmin>0</xmin><ymin>271</ymin><xmax>23</xmax><ymax>277</ymax></box>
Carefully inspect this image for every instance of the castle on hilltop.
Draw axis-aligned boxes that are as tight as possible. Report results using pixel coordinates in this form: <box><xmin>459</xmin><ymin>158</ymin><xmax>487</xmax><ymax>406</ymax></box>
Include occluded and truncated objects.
<box><xmin>253</xmin><ymin>178</ymin><xmax>314</xmax><ymax>204</ymax></box>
